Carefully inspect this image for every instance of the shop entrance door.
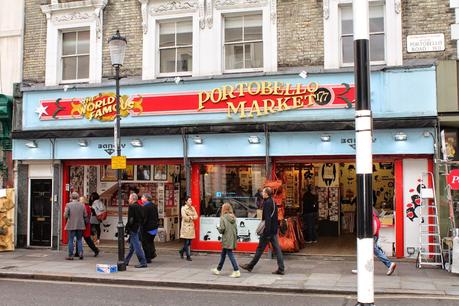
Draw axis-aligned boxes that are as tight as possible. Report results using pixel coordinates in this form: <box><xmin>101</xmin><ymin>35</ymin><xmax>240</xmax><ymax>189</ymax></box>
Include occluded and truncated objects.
<box><xmin>30</xmin><ymin>179</ymin><xmax>52</xmax><ymax>246</ymax></box>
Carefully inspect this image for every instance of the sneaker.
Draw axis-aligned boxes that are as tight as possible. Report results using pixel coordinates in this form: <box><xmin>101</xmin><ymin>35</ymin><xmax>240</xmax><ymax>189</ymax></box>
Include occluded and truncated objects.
<box><xmin>312</xmin><ymin>240</ymin><xmax>318</xmax><ymax>243</ymax></box>
<box><xmin>305</xmin><ymin>241</ymin><xmax>313</xmax><ymax>244</ymax></box>
<box><xmin>211</xmin><ymin>268</ymin><xmax>221</xmax><ymax>275</ymax></box>
<box><xmin>386</xmin><ymin>263</ymin><xmax>397</xmax><ymax>276</ymax></box>
<box><xmin>94</xmin><ymin>249</ymin><xmax>99</xmax><ymax>257</ymax></box>
<box><xmin>186</xmin><ymin>257</ymin><xmax>192</xmax><ymax>261</ymax></box>
<box><xmin>230</xmin><ymin>270</ymin><xmax>241</xmax><ymax>278</ymax></box>
<box><xmin>239</xmin><ymin>264</ymin><xmax>253</xmax><ymax>272</ymax></box>
<box><xmin>272</xmin><ymin>270</ymin><xmax>285</xmax><ymax>275</ymax></box>
<box><xmin>351</xmin><ymin>269</ymin><xmax>357</xmax><ymax>274</ymax></box>
<box><xmin>135</xmin><ymin>264</ymin><xmax>148</xmax><ymax>268</ymax></box>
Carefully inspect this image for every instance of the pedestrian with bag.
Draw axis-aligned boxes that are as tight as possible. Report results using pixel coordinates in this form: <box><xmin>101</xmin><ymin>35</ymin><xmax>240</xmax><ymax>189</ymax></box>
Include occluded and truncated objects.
<box><xmin>89</xmin><ymin>192</ymin><xmax>106</xmax><ymax>245</ymax></box>
<box><xmin>80</xmin><ymin>196</ymin><xmax>99</xmax><ymax>257</ymax></box>
<box><xmin>211</xmin><ymin>203</ymin><xmax>240</xmax><ymax>278</ymax></box>
<box><xmin>64</xmin><ymin>192</ymin><xmax>87</xmax><ymax>260</ymax></box>
<box><xmin>179</xmin><ymin>196</ymin><xmax>198</xmax><ymax>261</ymax></box>
<box><xmin>141</xmin><ymin>193</ymin><xmax>159</xmax><ymax>263</ymax></box>
<box><xmin>124</xmin><ymin>193</ymin><xmax>148</xmax><ymax>268</ymax></box>
<box><xmin>240</xmin><ymin>187</ymin><xmax>285</xmax><ymax>275</ymax></box>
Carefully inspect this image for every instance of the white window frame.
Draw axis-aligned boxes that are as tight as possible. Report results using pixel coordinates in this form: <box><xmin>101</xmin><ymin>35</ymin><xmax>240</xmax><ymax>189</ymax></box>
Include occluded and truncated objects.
<box><xmin>60</xmin><ymin>28</ymin><xmax>91</xmax><ymax>84</ymax></box>
<box><xmin>222</xmin><ymin>13</ymin><xmax>264</xmax><ymax>74</ymax></box>
<box><xmin>324</xmin><ymin>0</ymin><xmax>402</xmax><ymax>69</ymax></box>
<box><xmin>156</xmin><ymin>18</ymin><xmax>194</xmax><ymax>78</ymax></box>
<box><xmin>41</xmin><ymin>1</ymin><xmax>106</xmax><ymax>86</ymax></box>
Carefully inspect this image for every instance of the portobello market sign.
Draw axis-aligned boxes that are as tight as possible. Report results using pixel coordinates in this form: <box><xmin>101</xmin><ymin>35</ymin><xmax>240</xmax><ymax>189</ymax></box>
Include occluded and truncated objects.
<box><xmin>36</xmin><ymin>81</ymin><xmax>355</xmax><ymax>121</ymax></box>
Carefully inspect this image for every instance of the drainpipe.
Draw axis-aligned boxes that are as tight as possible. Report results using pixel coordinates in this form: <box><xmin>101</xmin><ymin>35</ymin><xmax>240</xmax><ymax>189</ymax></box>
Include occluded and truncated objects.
<box><xmin>264</xmin><ymin>124</ymin><xmax>271</xmax><ymax>179</ymax></box>
<box><xmin>182</xmin><ymin>128</ymin><xmax>191</xmax><ymax>197</ymax></box>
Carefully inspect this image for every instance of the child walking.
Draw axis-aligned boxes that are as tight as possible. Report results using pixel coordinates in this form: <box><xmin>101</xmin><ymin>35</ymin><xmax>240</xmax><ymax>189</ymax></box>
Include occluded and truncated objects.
<box><xmin>211</xmin><ymin>203</ymin><xmax>240</xmax><ymax>278</ymax></box>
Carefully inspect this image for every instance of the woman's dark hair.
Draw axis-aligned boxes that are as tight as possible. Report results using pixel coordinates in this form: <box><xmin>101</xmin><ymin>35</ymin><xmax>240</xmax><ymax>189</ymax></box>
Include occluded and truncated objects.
<box><xmin>89</xmin><ymin>192</ymin><xmax>100</xmax><ymax>205</ymax></box>
<box><xmin>185</xmin><ymin>195</ymin><xmax>192</xmax><ymax>201</ymax></box>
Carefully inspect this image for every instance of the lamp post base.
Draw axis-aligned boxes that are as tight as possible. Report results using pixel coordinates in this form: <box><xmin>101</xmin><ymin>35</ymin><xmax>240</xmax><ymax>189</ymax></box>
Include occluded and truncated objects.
<box><xmin>117</xmin><ymin>261</ymin><xmax>126</xmax><ymax>272</ymax></box>
<box><xmin>117</xmin><ymin>222</ymin><xmax>126</xmax><ymax>271</ymax></box>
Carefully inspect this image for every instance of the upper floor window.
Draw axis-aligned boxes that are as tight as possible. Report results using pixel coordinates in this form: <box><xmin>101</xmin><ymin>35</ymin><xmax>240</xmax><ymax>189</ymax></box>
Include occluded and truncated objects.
<box><xmin>340</xmin><ymin>5</ymin><xmax>385</xmax><ymax>65</ymax></box>
<box><xmin>159</xmin><ymin>20</ymin><xmax>192</xmax><ymax>74</ymax></box>
<box><xmin>61</xmin><ymin>30</ymin><xmax>90</xmax><ymax>81</ymax></box>
<box><xmin>224</xmin><ymin>14</ymin><xmax>263</xmax><ymax>71</ymax></box>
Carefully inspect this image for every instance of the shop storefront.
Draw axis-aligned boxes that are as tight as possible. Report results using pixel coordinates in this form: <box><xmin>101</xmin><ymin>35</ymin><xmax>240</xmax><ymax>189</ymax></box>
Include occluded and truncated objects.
<box><xmin>13</xmin><ymin>67</ymin><xmax>437</xmax><ymax>258</ymax></box>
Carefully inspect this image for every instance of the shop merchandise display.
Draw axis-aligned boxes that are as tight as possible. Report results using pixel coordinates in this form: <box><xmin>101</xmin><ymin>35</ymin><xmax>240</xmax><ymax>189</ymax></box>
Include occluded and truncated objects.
<box><xmin>0</xmin><ymin>189</ymin><xmax>14</xmax><ymax>251</ymax></box>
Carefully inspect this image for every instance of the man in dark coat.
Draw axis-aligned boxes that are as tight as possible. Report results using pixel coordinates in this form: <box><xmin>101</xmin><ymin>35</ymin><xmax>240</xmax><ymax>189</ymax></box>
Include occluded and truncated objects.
<box><xmin>124</xmin><ymin>193</ymin><xmax>147</xmax><ymax>268</ymax></box>
<box><xmin>240</xmin><ymin>187</ymin><xmax>285</xmax><ymax>275</ymax></box>
<box><xmin>302</xmin><ymin>184</ymin><xmax>318</xmax><ymax>243</ymax></box>
<box><xmin>141</xmin><ymin>193</ymin><xmax>159</xmax><ymax>263</ymax></box>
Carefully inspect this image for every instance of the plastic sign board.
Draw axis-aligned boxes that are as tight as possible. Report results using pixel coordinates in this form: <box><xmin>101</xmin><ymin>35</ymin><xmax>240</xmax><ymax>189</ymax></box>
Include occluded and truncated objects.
<box><xmin>111</xmin><ymin>156</ymin><xmax>126</xmax><ymax>170</ymax></box>
<box><xmin>447</xmin><ymin>169</ymin><xmax>459</xmax><ymax>190</ymax></box>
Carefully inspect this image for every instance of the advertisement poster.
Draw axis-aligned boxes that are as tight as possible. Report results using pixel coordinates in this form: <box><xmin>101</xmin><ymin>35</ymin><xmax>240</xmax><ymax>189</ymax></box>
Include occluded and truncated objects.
<box><xmin>200</xmin><ymin>217</ymin><xmax>261</xmax><ymax>243</ymax></box>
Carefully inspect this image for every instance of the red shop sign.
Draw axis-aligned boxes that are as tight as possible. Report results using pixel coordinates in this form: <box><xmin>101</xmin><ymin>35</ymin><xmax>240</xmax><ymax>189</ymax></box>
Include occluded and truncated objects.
<box><xmin>447</xmin><ymin>169</ymin><xmax>459</xmax><ymax>190</ymax></box>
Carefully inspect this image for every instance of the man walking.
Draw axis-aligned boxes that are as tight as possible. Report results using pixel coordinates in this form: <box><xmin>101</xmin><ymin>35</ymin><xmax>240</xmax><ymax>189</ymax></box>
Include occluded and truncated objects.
<box><xmin>124</xmin><ymin>193</ymin><xmax>148</xmax><ymax>268</ymax></box>
<box><xmin>142</xmin><ymin>193</ymin><xmax>159</xmax><ymax>263</ymax></box>
<box><xmin>240</xmin><ymin>187</ymin><xmax>285</xmax><ymax>275</ymax></box>
<box><xmin>64</xmin><ymin>192</ymin><xmax>87</xmax><ymax>260</ymax></box>
<box><xmin>302</xmin><ymin>184</ymin><xmax>318</xmax><ymax>243</ymax></box>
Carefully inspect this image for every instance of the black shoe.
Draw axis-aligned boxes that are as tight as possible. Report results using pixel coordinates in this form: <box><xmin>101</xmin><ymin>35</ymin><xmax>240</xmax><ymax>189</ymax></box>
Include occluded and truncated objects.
<box><xmin>179</xmin><ymin>250</ymin><xmax>184</xmax><ymax>259</ymax></box>
<box><xmin>79</xmin><ymin>255</ymin><xmax>84</xmax><ymax>260</ymax></box>
<box><xmin>240</xmin><ymin>264</ymin><xmax>253</xmax><ymax>272</ymax></box>
<box><xmin>186</xmin><ymin>257</ymin><xmax>192</xmax><ymax>261</ymax></box>
<box><xmin>146</xmin><ymin>259</ymin><xmax>152</xmax><ymax>264</ymax></box>
<box><xmin>135</xmin><ymin>264</ymin><xmax>148</xmax><ymax>268</ymax></box>
<box><xmin>272</xmin><ymin>270</ymin><xmax>285</xmax><ymax>275</ymax></box>
<box><xmin>94</xmin><ymin>249</ymin><xmax>99</xmax><ymax>257</ymax></box>
<box><xmin>152</xmin><ymin>253</ymin><xmax>157</xmax><ymax>259</ymax></box>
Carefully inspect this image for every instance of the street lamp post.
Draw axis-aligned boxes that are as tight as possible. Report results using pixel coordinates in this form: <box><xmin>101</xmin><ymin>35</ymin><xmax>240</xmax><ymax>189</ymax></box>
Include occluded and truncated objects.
<box><xmin>108</xmin><ymin>30</ymin><xmax>127</xmax><ymax>272</ymax></box>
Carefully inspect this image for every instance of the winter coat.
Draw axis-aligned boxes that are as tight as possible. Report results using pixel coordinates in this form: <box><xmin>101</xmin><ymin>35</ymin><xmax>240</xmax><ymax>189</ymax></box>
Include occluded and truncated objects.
<box><xmin>180</xmin><ymin>204</ymin><xmax>197</xmax><ymax>239</ymax></box>
<box><xmin>262</xmin><ymin>197</ymin><xmax>278</xmax><ymax>238</ymax></box>
<box><xmin>90</xmin><ymin>199</ymin><xmax>106</xmax><ymax>225</ymax></box>
<box><xmin>64</xmin><ymin>200</ymin><xmax>87</xmax><ymax>231</ymax></box>
<box><xmin>143</xmin><ymin>201</ymin><xmax>159</xmax><ymax>232</ymax></box>
<box><xmin>218</xmin><ymin>213</ymin><xmax>238</xmax><ymax>250</ymax></box>
<box><xmin>125</xmin><ymin>203</ymin><xmax>144</xmax><ymax>233</ymax></box>
<box><xmin>83</xmin><ymin>204</ymin><xmax>92</xmax><ymax>237</ymax></box>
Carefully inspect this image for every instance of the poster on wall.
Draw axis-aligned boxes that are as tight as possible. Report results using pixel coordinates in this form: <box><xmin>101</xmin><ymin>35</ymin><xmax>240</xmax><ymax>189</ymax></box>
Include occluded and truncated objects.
<box><xmin>200</xmin><ymin>217</ymin><xmax>261</xmax><ymax>243</ymax></box>
<box><xmin>100</xmin><ymin>165</ymin><xmax>117</xmax><ymax>182</ymax></box>
<box><xmin>100</xmin><ymin>215</ymin><xmax>128</xmax><ymax>241</ymax></box>
<box><xmin>154</xmin><ymin>165</ymin><xmax>168</xmax><ymax>181</ymax></box>
<box><xmin>70</xmin><ymin>166</ymin><xmax>85</xmax><ymax>196</ymax></box>
<box><xmin>316</xmin><ymin>163</ymin><xmax>339</xmax><ymax>187</ymax></box>
<box><xmin>136</xmin><ymin>165</ymin><xmax>152</xmax><ymax>181</ymax></box>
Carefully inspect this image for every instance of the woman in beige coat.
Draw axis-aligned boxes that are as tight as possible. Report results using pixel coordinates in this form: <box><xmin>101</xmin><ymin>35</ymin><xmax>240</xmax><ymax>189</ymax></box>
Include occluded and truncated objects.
<box><xmin>179</xmin><ymin>196</ymin><xmax>198</xmax><ymax>261</ymax></box>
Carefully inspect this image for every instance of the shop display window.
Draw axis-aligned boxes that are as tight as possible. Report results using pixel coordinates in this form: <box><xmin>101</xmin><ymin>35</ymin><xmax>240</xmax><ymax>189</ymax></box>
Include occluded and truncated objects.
<box><xmin>199</xmin><ymin>164</ymin><xmax>265</xmax><ymax>243</ymax></box>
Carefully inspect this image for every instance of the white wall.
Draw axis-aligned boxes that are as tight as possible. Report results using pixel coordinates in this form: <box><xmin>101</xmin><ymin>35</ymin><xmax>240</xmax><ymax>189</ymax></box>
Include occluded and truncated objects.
<box><xmin>0</xmin><ymin>0</ymin><xmax>23</xmax><ymax>95</ymax></box>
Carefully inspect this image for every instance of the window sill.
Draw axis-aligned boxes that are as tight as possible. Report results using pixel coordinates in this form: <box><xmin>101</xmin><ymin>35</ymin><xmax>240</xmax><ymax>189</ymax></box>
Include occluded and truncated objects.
<box><xmin>340</xmin><ymin>61</ymin><xmax>386</xmax><ymax>68</ymax></box>
<box><xmin>59</xmin><ymin>79</ymin><xmax>90</xmax><ymax>85</ymax></box>
<box><xmin>223</xmin><ymin>68</ymin><xmax>264</xmax><ymax>74</ymax></box>
<box><xmin>157</xmin><ymin>72</ymin><xmax>192</xmax><ymax>78</ymax></box>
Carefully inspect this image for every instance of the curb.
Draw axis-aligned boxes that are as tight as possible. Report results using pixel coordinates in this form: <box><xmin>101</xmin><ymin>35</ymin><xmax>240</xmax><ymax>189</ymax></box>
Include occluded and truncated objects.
<box><xmin>0</xmin><ymin>271</ymin><xmax>447</xmax><ymax>297</ymax></box>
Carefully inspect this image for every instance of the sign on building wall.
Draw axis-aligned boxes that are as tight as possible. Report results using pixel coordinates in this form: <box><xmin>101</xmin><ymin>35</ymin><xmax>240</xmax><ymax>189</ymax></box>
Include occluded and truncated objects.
<box><xmin>407</xmin><ymin>34</ymin><xmax>445</xmax><ymax>53</ymax></box>
<box><xmin>35</xmin><ymin>81</ymin><xmax>355</xmax><ymax>122</ymax></box>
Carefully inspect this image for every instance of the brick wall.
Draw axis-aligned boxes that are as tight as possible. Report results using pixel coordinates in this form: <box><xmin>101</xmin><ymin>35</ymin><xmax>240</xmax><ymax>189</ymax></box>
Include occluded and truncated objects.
<box><xmin>277</xmin><ymin>0</ymin><xmax>324</xmax><ymax>67</ymax></box>
<box><xmin>22</xmin><ymin>0</ymin><xmax>47</xmax><ymax>84</ymax></box>
<box><xmin>402</xmin><ymin>0</ymin><xmax>456</xmax><ymax>60</ymax></box>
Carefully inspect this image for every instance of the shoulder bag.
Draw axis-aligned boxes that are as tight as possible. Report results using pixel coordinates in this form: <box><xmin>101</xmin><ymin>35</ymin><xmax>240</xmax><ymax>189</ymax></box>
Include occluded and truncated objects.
<box><xmin>255</xmin><ymin>203</ymin><xmax>276</xmax><ymax>236</ymax></box>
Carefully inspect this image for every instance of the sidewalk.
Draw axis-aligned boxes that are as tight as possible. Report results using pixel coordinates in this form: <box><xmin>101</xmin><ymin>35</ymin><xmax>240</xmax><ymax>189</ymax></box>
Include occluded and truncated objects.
<box><xmin>0</xmin><ymin>248</ymin><xmax>458</xmax><ymax>296</ymax></box>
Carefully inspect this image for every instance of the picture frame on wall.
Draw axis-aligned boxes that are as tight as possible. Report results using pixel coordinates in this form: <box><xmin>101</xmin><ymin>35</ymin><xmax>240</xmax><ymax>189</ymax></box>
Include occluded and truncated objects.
<box><xmin>121</xmin><ymin>165</ymin><xmax>134</xmax><ymax>181</ymax></box>
<box><xmin>154</xmin><ymin>165</ymin><xmax>168</xmax><ymax>181</ymax></box>
<box><xmin>100</xmin><ymin>165</ymin><xmax>117</xmax><ymax>182</ymax></box>
<box><xmin>136</xmin><ymin>165</ymin><xmax>152</xmax><ymax>181</ymax></box>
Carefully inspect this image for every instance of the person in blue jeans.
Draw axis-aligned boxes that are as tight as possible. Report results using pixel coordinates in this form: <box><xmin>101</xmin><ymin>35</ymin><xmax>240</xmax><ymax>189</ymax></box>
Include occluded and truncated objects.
<box><xmin>240</xmin><ymin>187</ymin><xmax>285</xmax><ymax>275</ymax></box>
<box><xmin>124</xmin><ymin>193</ymin><xmax>147</xmax><ymax>268</ymax></box>
<box><xmin>64</xmin><ymin>192</ymin><xmax>87</xmax><ymax>260</ymax></box>
<box><xmin>211</xmin><ymin>203</ymin><xmax>240</xmax><ymax>278</ymax></box>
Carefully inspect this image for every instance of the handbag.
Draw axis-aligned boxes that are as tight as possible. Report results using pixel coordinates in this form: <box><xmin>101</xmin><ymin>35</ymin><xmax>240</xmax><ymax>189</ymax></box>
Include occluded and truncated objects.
<box><xmin>256</xmin><ymin>203</ymin><xmax>276</xmax><ymax>236</ymax></box>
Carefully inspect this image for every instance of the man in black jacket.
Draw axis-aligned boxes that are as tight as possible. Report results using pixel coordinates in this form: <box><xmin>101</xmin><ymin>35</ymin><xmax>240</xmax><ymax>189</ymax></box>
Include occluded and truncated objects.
<box><xmin>302</xmin><ymin>184</ymin><xmax>318</xmax><ymax>243</ymax></box>
<box><xmin>124</xmin><ymin>193</ymin><xmax>147</xmax><ymax>268</ymax></box>
<box><xmin>141</xmin><ymin>193</ymin><xmax>159</xmax><ymax>263</ymax></box>
<box><xmin>240</xmin><ymin>187</ymin><xmax>285</xmax><ymax>275</ymax></box>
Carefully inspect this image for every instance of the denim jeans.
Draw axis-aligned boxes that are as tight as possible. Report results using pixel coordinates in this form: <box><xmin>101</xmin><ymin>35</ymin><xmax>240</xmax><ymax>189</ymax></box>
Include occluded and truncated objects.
<box><xmin>68</xmin><ymin>230</ymin><xmax>83</xmax><ymax>257</ymax></box>
<box><xmin>248</xmin><ymin>234</ymin><xmax>285</xmax><ymax>272</ymax></box>
<box><xmin>125</xmin><ymin>229</ymin><xmax>147</xmax><ymax>266</ymax></box>
<box><xmin>181</xmin><ymin>239</ymin><xmax>192</xmax><ymax>258</ymax></box>
<box><xmin>374</xmin><ymin>236</ymin><xmax>392</xmax><ymax>268</ymax></box>
<box><xmin>303</xmin><ymin>212</ymin><xmax>317</xmax><ymax>242</ymax></box>
<box><xmin>217</xmin><ymin>248</ymin><xmax>239</xmax><ymax>271</ymax></box>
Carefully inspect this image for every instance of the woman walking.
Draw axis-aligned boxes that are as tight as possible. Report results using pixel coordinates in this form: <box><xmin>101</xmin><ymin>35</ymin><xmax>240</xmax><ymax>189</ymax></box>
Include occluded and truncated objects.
<box><xmin>81</xmin><ymin>196</ymin><xmax>100</xmax><ymax>257</ymax></box>
<box><xmin>211</xmin><ymin>203</ymin><xmax>240</xmax><ymax>278</ymax></box>
<box><xmin>89</xmin><ymin>192</ymin><xmax>105</xmax><ymax>245</ymax></box>
<box><xmin>179</xmin><ymin>196</ymin><xmax>198</xmax><ymax>261</ymax></box>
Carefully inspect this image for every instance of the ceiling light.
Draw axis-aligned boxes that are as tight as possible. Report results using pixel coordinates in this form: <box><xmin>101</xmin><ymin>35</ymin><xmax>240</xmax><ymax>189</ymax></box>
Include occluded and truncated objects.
<box><xmin>394</xmin><ymin>132</ymin><xmax>408</xmax><ymax>141</ymax></box>
<box><xmin>78</xmin><ymin>139</ymin><xmax>88</xmax><ymax>147</ymax></box>
<box><xmin>193</xmin><ymin>136</ymin><xmax>203</xmax><ymax>144</ymax></box>
<box><xmin>321</xmin><ymin>135</ymin><xmax>331</xmax><ymax>142</ymax></box>
<box><xmin>423</xmin><ymin>131</ymin><xmax>431</xmax><ymax>138</ymax></box>
<box><xmin>25</xmin><ymin>140</ymin><xmax>38</xmax><ymax>148</ymax></box>
<box><xmin>130</xmin><ymin>138</ymin><xmax>143</xmax><ymax>147</ymax></box>
<box><xmin>248</xmin><ymin>136</ymin><xmax>260</xmax><ymax>144</ymax></box>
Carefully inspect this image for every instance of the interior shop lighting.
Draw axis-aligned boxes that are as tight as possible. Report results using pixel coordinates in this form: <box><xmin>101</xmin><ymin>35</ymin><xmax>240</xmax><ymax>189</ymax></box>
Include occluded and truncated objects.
<box><xmin>78</xmin><ymin>139</ymin><xmax>88</xmax><ymax>147</ymax></box>
<box><xmin>423</xmin><ymin>130</ymin><xmax>432</xmax><ymax>137</ymax></box>
<box><xmin>193</xmin><ymin>136</ymin><xmax>203</xmax><ymax>144</ymax></box>
<box><xmin>394</xmin><ymin>132</ymin><xmax>408</xmax><ymax>141</ymax></box>
<box><xmin>248</xmin><ymin>136</ymin><xmax>260</xmax><ymax>144</ymax></box>
<box><xmin>25</xmin><ymin>140</ymin><xmax>38</xmax><ymax>148</ymax></box>
<box><xmin>130</xmin><ymin>138</ymin><xmax>143</xmax><ymax>147</ymax></box>
<box><xmin>320</xmin><ymin>135</ymin><xmax>331</xmax><ymax>142</ymax></box>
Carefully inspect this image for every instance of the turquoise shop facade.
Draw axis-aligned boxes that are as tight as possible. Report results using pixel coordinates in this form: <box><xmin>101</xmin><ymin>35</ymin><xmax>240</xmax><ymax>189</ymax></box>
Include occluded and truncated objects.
<box><xmin>12</xmin><ymin>66</ymin><xmax>436</xmax><ymax>257</ymax></box>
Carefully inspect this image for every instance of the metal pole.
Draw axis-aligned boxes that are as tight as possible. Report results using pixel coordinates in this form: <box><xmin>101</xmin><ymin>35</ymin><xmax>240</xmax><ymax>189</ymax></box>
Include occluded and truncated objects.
<box><xmin>115</xmin><ymin>64</ymin><xmax>126</xmax><ymax>271</ymax></box>
<box><xmin>354</xmin><ymin>0</ymin><xmax>374</xmax><ymax>305</ymax></box>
